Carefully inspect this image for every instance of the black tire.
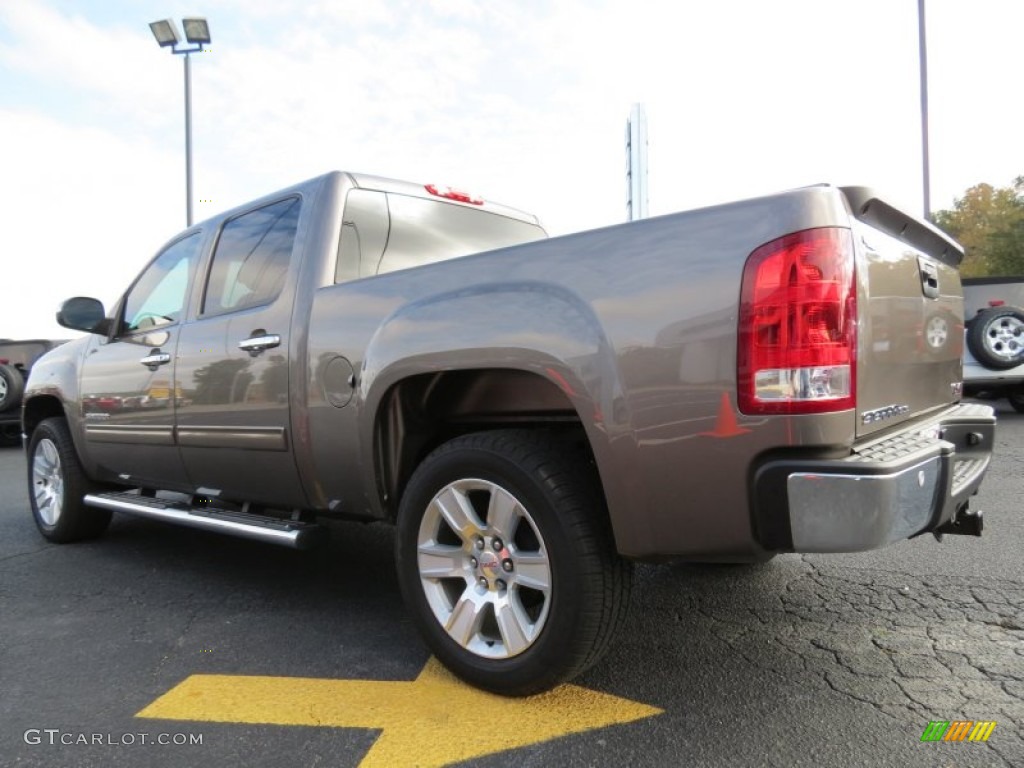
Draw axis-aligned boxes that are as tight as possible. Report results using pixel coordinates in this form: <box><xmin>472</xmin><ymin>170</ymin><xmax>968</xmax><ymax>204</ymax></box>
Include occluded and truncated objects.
<box><xmin>1008</xmin><ymin>385</ymin><xmax>1024</xmax><ymax>414</ymax></box>
<box><xmin>0</xmin><ymin>422</ymin><xmax>21</xmax><ymax>447</ymax></box>
<box><xmin>0</xmin><ymin>362</ymin><xmax>25</xmax><ymax>413</ymax></box>
<box><xmin>27</xmin><ymin>417</ymin><xmax>112</xmax><ymax>542</ymax></box>
<box><xmin>967</xmin><ymin>307</ymin><xmax>1024</xmax><ymax>370</ymax></box>
<box><xmin>395</xmin><ymin>430</ymin><xmax>632</xmax><ymax>696</ymax></box>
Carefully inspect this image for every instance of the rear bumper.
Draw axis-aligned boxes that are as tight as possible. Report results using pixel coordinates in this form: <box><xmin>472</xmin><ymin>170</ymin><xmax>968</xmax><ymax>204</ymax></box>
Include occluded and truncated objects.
<box><xmin>752</xmin><ymin>402</ymin><xmax>996</xmax><ymax>553</ymax></box>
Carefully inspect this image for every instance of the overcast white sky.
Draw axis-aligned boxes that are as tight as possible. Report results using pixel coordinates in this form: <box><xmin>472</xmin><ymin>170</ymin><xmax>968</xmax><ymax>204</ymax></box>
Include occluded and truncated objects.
<box><xmin>2</xmin><ymin>0</ymin><xmax>1022</xmax><ymax>339</ymax></box>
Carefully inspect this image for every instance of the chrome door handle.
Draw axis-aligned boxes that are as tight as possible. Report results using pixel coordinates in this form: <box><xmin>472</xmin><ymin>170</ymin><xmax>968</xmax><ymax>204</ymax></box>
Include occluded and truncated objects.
<box><xmin>238</xmin><ymin>334</ymin><xmax>281</xmax><ymax>355</ymax></box>
<box><xmin>140</xmin><ymin>351</ymin><xmax>171</xmax><ymax>370</ymax></box>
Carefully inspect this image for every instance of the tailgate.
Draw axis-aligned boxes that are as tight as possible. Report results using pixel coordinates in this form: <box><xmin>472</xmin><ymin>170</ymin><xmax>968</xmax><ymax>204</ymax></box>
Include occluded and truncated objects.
<box><xmin>845</xmin><ymin>189</ymin><xmax>965</xmax><ymax>438</ymax></box>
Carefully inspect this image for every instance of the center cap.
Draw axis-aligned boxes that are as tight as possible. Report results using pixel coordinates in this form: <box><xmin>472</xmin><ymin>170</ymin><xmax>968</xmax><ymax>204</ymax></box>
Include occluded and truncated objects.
<box><xmin>478</xmin><ymin>551</ymin><xmax>500</xmax><ymax>578</ymax></box>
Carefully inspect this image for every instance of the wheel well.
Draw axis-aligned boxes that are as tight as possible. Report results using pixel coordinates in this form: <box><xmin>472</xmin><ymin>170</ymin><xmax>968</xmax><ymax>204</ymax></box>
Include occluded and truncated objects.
<box><xmin>375</xmin><ymin>369</ymin><xmax>591</xmax><ymax>520</ymax></box>
<box><xmin>22</xmin><ymin>395</ymin><xmax>65</xmax><ymax>435</ymax></box>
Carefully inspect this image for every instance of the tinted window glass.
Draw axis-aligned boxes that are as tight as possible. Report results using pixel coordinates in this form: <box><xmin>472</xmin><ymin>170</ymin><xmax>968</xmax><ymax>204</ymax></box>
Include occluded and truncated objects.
<box><xmin>204</xmin><ymin>197</ymin><xmax>300</xmax><ymax>315</ymax></box>
<box><xmin>123</xmin><ymin>233</ymin><xmax>202</xmax><ymax>333</ymax></box>
<box><xmin>376</xmin><ymin>194</ymin><xmax>545</xmax><ymax>275</ymax></box>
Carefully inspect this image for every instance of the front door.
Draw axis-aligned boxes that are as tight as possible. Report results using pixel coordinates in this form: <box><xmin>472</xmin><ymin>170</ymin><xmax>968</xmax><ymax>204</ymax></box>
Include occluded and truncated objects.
<box><xmin>79</xmin><ymin>232</ymin><xmax>203</xmax><ymax>489</ymax></box>
<box><xmin>174</xmin><ymin>196</ymin><xmax>307</xmax><ymax>508</ymax></box>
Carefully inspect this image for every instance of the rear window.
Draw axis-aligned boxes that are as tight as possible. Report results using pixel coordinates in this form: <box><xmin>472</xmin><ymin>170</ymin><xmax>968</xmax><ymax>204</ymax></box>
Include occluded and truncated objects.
<box><xmin>379</xmin><ymin>194</ymin><xmax>545</xmax><ymax>275</ymax></box>
<box><xmin>336</xmin><ymin>190</ymin><xmax>545</xmax><ymax>281</ymax></box>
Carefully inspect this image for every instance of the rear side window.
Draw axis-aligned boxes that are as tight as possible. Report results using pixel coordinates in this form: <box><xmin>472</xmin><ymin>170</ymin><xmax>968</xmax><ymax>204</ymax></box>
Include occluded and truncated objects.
<box><xmin>203</xmin><ymin>197</ymin><xmax>301</xmax><ymax>315</ymax></box>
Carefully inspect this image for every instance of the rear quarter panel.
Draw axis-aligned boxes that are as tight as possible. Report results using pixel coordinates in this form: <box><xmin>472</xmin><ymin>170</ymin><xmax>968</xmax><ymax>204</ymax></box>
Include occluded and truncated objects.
<box><xmin>307</xmin><ymin>185</ymin><xmax>862</xmax><ymax>560</ymax></box>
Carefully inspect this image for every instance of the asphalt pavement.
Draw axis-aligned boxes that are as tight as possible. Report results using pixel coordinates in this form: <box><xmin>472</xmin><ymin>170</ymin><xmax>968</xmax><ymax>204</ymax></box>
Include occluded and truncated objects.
<box><xmin>1</xmin><ymin>402</ymin><xmax>1022</xmax><ymax>767</ymax></box>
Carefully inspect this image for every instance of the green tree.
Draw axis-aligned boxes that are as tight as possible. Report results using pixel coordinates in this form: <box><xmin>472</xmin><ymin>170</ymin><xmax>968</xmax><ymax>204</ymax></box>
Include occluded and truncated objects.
<box><xmin>933</xmin><ymin>177</ymin><xmax>1024</xmax><ymax>277</ymax></box>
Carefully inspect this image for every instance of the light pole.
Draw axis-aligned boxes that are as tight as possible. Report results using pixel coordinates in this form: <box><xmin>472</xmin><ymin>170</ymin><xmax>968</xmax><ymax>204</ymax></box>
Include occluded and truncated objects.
<box><xmin>149</xmin><ymin>17</ymin><xmax>211</xmax><ymax>228</ymax></box>
<box><xmin>918</xmin><ymin>0</ymin><xmax>931</xmax><ymax>220</ymax></box>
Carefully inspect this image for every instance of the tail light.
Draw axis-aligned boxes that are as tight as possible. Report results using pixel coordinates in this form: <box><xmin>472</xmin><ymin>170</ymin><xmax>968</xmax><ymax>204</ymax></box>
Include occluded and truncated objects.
<box><xmin>737</xmin><ymin>227</ymin><xmax>856</xmax><ymax>415</ymax></box>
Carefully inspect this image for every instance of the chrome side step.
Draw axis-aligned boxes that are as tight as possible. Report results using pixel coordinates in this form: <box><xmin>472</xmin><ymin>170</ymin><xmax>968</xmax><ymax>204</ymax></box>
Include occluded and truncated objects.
<box><xmin>83</xmin><ymin>491</ymin><xmax>326</xmax><ymax>550</ymax></box>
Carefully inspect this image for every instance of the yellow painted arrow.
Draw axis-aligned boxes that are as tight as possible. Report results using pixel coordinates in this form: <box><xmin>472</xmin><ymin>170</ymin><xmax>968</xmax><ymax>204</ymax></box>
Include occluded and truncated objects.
<box><xmin>137</xmin><ymin>658</ymin><xmax>662</xmax><ymax>767</ymax></box>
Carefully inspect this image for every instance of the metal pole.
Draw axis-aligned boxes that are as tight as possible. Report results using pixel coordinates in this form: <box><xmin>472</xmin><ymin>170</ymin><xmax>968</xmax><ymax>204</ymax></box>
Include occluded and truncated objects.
<box><xmin>918</xmin><ymin>0</ymin><xmax>931</xmax><ymax>220</ymax></box>
<box><xmin>184</xmin><ymin>51</ymin><xmax>193</xmax><ymax>227</ymax></box>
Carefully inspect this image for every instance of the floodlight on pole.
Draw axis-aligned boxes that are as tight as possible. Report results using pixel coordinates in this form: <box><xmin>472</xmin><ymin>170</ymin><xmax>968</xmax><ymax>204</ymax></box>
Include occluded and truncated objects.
<box><xmin>149</xmin><ymin>16</ymin><xmax>210</xmax><ymax>227</ymax></box>
<box><xmin>182</xmin><ymin>18</ymin><xmax>211</xmax><ymax>45</ymax></box>
<box><xmin>148</xmin><ymin>19</ymin><xmax>180</xmax><ymax>47</ymax></box>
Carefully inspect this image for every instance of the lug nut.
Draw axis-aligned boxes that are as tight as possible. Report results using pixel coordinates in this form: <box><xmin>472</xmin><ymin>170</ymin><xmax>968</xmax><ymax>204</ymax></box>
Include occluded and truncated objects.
<box><xmin>492</xmin><ymin>538</ymin><xmax>504</xmax><ymax>551</ymax></box>
<box><xmin>502</xmin><ymin>559</ymin><xmax>514</xmax><ymax>572</ymax></box>
<box><xmin>496</xmin><ymin>580</ymin><xmax>507</xmax><ymax>591</ymax></box>
<box><xmin>478</xmin><ymin>577</ymin><xmax>488</xmax><ymax>589</ymax></box>
<box><xmin>474</xmin><ymin>537</ymin><xmax>485</xmax><ymax>550</ymax></box>
<box><xmin>470</xmin><ymin>557</ymin><xmax>478</xmax><ymax>569</ymax></box>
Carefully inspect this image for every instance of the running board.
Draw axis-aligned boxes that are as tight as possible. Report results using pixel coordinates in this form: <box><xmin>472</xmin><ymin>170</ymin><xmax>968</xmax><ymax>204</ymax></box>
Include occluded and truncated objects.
<box><xmin>83</xmin><ymin>491</ymin><xmax>326</xmax><ymax>550</ymax></box>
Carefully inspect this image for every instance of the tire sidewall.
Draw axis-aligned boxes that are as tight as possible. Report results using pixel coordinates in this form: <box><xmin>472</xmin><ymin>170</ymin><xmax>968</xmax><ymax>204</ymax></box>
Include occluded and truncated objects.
<box><xmin>396</xmin><ymin>440</ymin><xmax>593</xmax><ymax>694</ymax></box>
<box><xmin>27</xmin><ymin>417</ymin><xmax>110</xmax><ymax>542</ymax></box>
<box><xmin>28</xmin><ymin>421</ymin><xmax>69</xmax><ymax>537</ymax></box>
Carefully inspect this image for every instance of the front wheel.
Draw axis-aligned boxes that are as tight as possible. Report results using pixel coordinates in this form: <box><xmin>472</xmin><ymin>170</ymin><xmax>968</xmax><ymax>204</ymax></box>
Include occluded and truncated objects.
<box><xmin>28</xmin><ymin>417</ymin><xmax>112</xmax><ymax>542</ymax></box>
<box><xmin>395</xmin><ymin>430</ymin><xmax>632</xmax><ymax>696</ymax></box>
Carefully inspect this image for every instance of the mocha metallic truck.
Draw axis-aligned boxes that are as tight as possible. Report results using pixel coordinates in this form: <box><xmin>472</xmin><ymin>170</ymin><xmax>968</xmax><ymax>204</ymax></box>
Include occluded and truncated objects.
<box><xmin>23</xmin><ymin>171</ymin><xmax>995</xmax><ymax>695</ymax></box>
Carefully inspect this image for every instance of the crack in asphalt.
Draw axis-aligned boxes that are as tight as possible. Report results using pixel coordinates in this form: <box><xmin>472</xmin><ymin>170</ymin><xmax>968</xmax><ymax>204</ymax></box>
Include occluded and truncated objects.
<box><xmin>0</xmin><ymin>545</ymin><xmax>53</xmax><ymax>564</ymax></box>
<box><xmin>634</xmin><ymin>553</ymin><xmax>1024</xmax><ymax>765</ymax></box>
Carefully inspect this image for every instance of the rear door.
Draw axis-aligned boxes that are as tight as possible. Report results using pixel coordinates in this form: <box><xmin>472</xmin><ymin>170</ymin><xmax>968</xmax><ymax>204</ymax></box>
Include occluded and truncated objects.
<box><xmin>849</xmin><ymin>191</ymin><xmax>965</xmax><ymax>437</ymax></box>
<box><xmin>174</xmin><ymin>196</ymin><xmax>308</xmax><ymax>508</ymax></box>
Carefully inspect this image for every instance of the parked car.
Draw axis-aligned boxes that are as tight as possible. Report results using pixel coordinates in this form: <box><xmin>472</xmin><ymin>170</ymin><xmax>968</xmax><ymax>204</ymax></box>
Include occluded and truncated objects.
<box><xmin>962</xmin><ymin>277</ymin><xmax>1024</xmax><ymax>410</ymax></box>
<box><xmin>22</xmin><ymin>172</ymin><xmax>995</xmax><ymax>695</ymax></box>
<box><xmin>0</xmin><ymin>339</ymin><xmax>66</xmax><ymax>445</ymax></box>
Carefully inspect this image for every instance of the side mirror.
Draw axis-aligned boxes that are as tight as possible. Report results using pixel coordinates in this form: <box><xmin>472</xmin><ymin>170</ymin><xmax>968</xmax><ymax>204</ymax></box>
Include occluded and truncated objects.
<box><xmin>57</xmin><ymin>297</ymin><xmax>111</xmax><ymax>335</ymax></box>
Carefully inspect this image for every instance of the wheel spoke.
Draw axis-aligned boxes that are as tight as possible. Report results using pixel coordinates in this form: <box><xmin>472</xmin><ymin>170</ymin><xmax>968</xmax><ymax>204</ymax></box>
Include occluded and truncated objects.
<box><xmin>44</xmin><ymin>441</ymin><xmax>59</xmax><ymax>472</ymax></box>
<box><xmin>417</xmin><ymin>542</ymin><xmax>468</xmax><ymax>580</ymax></box>
<box><xmin>446</xmin><ymin>594</ymin><xmax>485</xmax><ymax>647</ymax></box>
<box><xmin>511</xmin><ymin>551</ymin><xmax>551</xmax><ymax>592</ymax></box>
<box><xmin>486</xmin><ymin>488</ymin><xmax>519</xmax><ymax>539</ymax></box>
<box><xmin>495</xmin><ymin>599</ymin><xmax>532</xmax><ymax>656</ymax></box>
<box><xmin>32</xmin><ymin>438</ymin><xmax>64</xmax><ymax>526</ymax></box>
<box><xmin>432</xmin><ymin>485</ymin><xmax>482</xmax><ymax>541</ymax></box>
<box><xmin>414</xmin><ymin>471</ymin><xmax>560</xmax><ymax>662</ymax></box>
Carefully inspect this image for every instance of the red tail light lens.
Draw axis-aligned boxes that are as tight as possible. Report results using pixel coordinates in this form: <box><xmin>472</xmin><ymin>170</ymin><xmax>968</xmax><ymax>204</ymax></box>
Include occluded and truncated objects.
<box><xmin>738</xmin><ymin>227</ymin><xmax>856</xmax><ymax>414</ymax></box>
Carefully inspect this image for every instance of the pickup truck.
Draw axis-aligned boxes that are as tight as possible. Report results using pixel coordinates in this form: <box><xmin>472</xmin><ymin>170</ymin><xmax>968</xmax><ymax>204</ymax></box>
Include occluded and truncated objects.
<box><xmin>22</xmin><ymin>171</ymin><xmax>996</xmax><ymax>695</ymax></box>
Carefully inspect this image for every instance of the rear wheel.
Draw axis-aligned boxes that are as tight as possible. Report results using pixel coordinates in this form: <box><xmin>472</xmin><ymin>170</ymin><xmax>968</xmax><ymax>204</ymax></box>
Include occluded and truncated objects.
<box><xmin>0</xmin><ymin>423</ymin><xmax>20</xmax><ymax>447</ymax></box>
<box><xmin>28</xmin><ymin>417</ymin><xmax>112</xmax><ymax>542</ymax></box>
<box><xmin>395</xmin><ymin>430</ymin><xmax>632</xmax><ymax>696</ymax></box>
<box><xmin>1008</xmin><ymin>385</ymin><xmax>1024</xmax><ymax>414</ymax></box>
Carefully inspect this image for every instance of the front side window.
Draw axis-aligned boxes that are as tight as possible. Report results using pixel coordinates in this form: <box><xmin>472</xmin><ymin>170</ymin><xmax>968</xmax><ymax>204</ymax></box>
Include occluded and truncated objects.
<box><xmin>122</xmin><ymin>233</ymin><xmax>202</xmax><ymax>334</ymax></box>
<box><xmin>203</xmin><ymin>197</ymin><xmax>301</xmax><ymax>315</ymax></box>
